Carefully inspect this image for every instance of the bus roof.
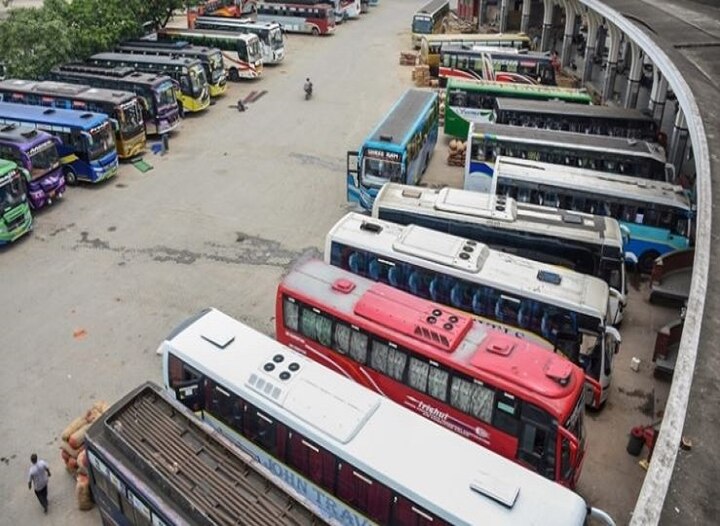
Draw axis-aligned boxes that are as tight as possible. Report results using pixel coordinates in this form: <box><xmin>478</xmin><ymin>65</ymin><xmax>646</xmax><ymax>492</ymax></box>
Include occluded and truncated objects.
<box><xmin>52</xmin><ymin>64</ymin><xmax>173</xmax><ymax>86</ymax></box>
<box><xmin>326</xmin><ymin>212</ymin><xmax>610</xmax><ymax>323</ymax></box>
<box><xmin>366</xmin><ymin>89</ymin><xmax>436</xmax><ymax>148</ymax></box>
<box><xmin>447</xmin><ymin>78</ymin><xmax>592</xmax><ymax>102</ymax></box>
<box><xmin>194</xmin><ymin>16</ymin><xmax>280</xmax><ymax>29</ymax></box>
<box><xmin>0</xmin><ymin>101</ymin><xmax>109</xmax><ymax>131</ymax></box>
<box><xmin>441</xmin><ymin>45</ymin><xmax>549</xmax><ymax>60</ymax></box>
<box><xmin>469</xmin><ymin>121</ymin><xmax>666</xmax><ymax>159</ymax></box>
<box><xmin>0</xmin><ymin>78</ymin><xmax>137</xmax><ymax>105</ymax></box>
<box><xmin>87</xmin><ymin>382</ymin><xmax>328</xmax><ymax>526</ymax></box>
<box><xmin>372</xmin><ymin>183</ymin><xmax>624</xmax><ymax>249</ymax></box>
<box><xmin>89</xmin><ymin>52</ymin><xmax>203</xmax><ymax>69</ymax></box>
<box><xmin>160</xmin><ymin>308</ymin><xmax>589</xmax><ymax>525</ymax></box>
<box><xmin>416</xmin><ymin>0</ymin><xmax>448</xmax><ymax>16</ymax></box>
<box><xmin>494</xmin><ymin>97</ymin><xmax>655</xmax><ymax>122</ymax></box>
<box><xmin>422</xmin><ymin>32</ymin><xmax>530</xmax><ymax>44</ymax></box>
<box><xmin>493</xmin><ymin>157</ymin><xmax>692</xmax><ymax>210</ymax></box>
<box><xmin>158</xmin><ymin>27</ymin><xmax>258</xmax><ymax>43</ymax></box>
<box><xmin>0</xmin><ymin>123</ymin><xmax>53</xmax><ymax>150</ymax></box>
<box><xmin>117</xmin><ymin>40</ymin><xmax>222</xmax><ymax>57</ymax></box>
<box><xmin>283</xmin><ymin>259</ymin><xmax>585</xmax><ymax>411</ymax></box>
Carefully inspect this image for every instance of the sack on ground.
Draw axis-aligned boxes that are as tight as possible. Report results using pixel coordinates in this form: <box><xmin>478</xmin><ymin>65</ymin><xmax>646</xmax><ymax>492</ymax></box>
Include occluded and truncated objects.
<box><xmin>76</xmin><ymin>474</ymin><xmax>94</xmax><ymax>511</ymax></box>
<box><xmin>68</xmin><ymin>423</ymin><xmax>90</xmax><ymax>450</ymax></box>
<box><xmin>60</xmin><ymin>441</ymin><xmax>81</xmax><ymax>459</ymax></box>
<box><xmin>61</xmin><ymin>416</ymin><xmax>87</xmax><ymax>442</ymax></box>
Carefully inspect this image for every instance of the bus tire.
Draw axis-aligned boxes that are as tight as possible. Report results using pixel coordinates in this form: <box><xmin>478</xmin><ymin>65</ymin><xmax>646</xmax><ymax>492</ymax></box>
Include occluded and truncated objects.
<box><xmin>228</xmin><ymin>68</ymin><xmax>240</xmax><ymax>82</ymax></box>
<box><xmin>64</xmin><ymin>167</ymin><xmax>78</xmax><ymax>186</ymax></box>
<box><xmin>639</xmin><ymin>250</ymin><xmax>660</xmax><ymax>274</ymax></box>
<box><xmin>422</xmin><ymin>153</ymin><xmax>430</xmax><ymax>174</ymax></box>
<box><xmin>178</xmin><ymin>104</ymin><xmax>185</xmax><ymax>119</ymax></box>
<box><xmin>312</xmin><ymin>27</ymin><xmax>320</xmax><ymax>36</ymax></box>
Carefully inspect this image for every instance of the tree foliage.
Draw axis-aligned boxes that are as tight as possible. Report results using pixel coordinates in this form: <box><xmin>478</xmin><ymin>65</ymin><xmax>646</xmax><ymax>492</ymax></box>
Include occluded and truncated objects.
<box><xmin>0</xmin><ymin>0</ymin><xmax>198</xmax><ymax>79</ymax></box>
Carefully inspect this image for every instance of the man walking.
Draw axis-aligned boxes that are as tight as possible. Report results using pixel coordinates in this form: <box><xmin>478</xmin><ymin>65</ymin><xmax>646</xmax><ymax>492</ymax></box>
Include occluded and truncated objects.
<box><xmin>28</xmin><ymin>453</ymin><xmax>51</xmax><ymax>513</ymax></box>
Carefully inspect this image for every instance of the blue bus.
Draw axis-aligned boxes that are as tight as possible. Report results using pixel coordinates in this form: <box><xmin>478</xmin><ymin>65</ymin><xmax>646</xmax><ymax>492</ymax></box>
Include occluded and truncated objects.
<box><xmin>492</xmin><ymin>156</ymin><xmax>693</xmax><ymax>272</ymax></box>
<box><xmin>347</xmin><ymin>89</ymin><xmax>439</xmax><ymax>210</ymax></box>
<box><xmin>0</xmin><ymin>102</ymin><xmax>118</xmax><ymax>184</ymax></box>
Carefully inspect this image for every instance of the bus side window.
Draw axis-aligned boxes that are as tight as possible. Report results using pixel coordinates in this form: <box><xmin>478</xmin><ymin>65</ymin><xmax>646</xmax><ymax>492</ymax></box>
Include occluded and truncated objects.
<box><xmin>336</xmin><ymin>462</ymin><xmax>392</xmax><ymax>523</ymax></box>
<box><xmin>408</xmin><ymin>356</ymin><xmax>430</xmax><ymax>393</ymax></box>
<box><xmin>407</xmin><ymin>268</ymin><xmax>431</xmax><ymax>299</ymax></box>
<box><xmin>282</xmin><ymin>297</ymin><xmax>299</xmax><ymax>332</ymax></box>
<box><xmin>450</xmin><ymin>375</ymin><xmax>494</xmax><ymax>423</ymax></box>
<box><xmin>349</xmin><ymin>330</ymin><xmax>369</xmax><ymax>364</ymax></box>
<box><xmin>348</xmin><ymin>250</ymin><xmax>367</xmax><ymax>276</ymax></box>
<box><xmin>450</xmin><ymin>281</ymin><xmax>472</xmax><ymax>311</ymax></box>
<box><xmin>370</xmin><ymin>340</ymin><xmax>408</xmax><ymax>382</ymax></box>
<box><xmin>427</xmin><ymin>362</ymin><xmax>450</xmax><ymax>402</ymax></box>
<box><xmin>207</xmin><ymin>379</ymin><xmax>244</xmax><ymax>432</ymax></box>
<box><xmin>518</xmin><ymin>403</ymin><xmax>555</xmax><ymax>478</ymax></box>
<box><xmin>243</xmin><ymin>403</ymin><xmax>278</xmax><ymax>455</ymax></box>
<box><xmin>391</xmin><ymin>494</ymin><xmax>449</xmax><ymax>526</ymax></box>
<box><xmin>493</xmin><ymin>392</ymin><xmax>521</xmax><ymax>437</ymax></box>
<box><xmin>285</xmin><ymin>431</ymin><xmax>336</xmax><ymax>493</ymax></box>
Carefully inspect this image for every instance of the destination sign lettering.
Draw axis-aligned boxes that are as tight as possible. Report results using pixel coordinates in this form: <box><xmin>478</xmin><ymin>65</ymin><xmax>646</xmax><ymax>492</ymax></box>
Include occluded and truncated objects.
<box><xmin>365</xmin><ymin>149</ymin><xmax>401</xmax><ymax>162</ymax></box>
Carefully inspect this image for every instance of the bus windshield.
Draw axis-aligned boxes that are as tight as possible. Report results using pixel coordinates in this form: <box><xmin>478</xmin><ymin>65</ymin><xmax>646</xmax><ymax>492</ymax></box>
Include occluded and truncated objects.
<box><xmin>87</xmin><ymin>124</ymin><xmax>116</xmax><ymax>160</ymax></box>
<box><xmin>119</xmin><ymin>101</ymin><xmax>144</xmax><ymax>139</ymax></box>
<box><xmin>28</xmin><ymin>140</ymin><xmax>60</xmax><ymax>180</ymax></box>
<box><xmin>248</xmin><ymin>39</ymin><xmax>261</xmax><ymax>61</ymax></box>
<box><xmin>208</xmin><ymin>52</ymin><xmax>224</xmax><ymax>83</ymax></box>
<box><xmin>412</xmin><ymin>16</ymin><xmax>432</xmax><ymax>33</ymax></box>
<box><xmin>270</xmin><ymin>28</ymin><xmax>283</xmax><ymax>48</ymax></box>
<box><xmin>363</xmin><ymin>157</ymin><xmax>402</xmax><ymax>187</ymax></box>
<box><xmin>0</xmin><ymin>170</ymin><xmax>26</xmax><ymax>208</ymax></box>
<box><xmin>156</xmin><ymin>81</ymin><xmax>176</xmax><ymax>109</ymax></box>
<box><xmin>189</xmin><ymin>66</ymin><xmax>207</xmax><ymax>97</ymax></box>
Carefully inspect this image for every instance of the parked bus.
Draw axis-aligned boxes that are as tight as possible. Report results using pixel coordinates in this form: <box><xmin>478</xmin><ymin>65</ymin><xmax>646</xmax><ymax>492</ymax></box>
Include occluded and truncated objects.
<box><xmin>325</xmin><ymin>213</ymin><xmax>622</xmax><ymax>408</ymax></box>
<box><xmin>255</xmin><ymin>2</ymin><xmax>336</xmax><ymax>35</ymax></box>
<box><xmin>154</xmin><ymin>29</ymin><xmax>263</xmax><ymax>81</ymax></box>
<box><xmin>494</xmin><ymin>98</ymin><xmax>659</xmax><ymax>140</ymax></box>
<box><xmin>347</xmin><ymin>89</ymin><xmax>439</xmax><ymax>210</ymax></box>
<box><xmin>0</xmin><ymin>159</ymin><xmax>32</xmax><ymax>245</ymax></box>
<box><xmin>491</xmin><ymin>156</ymin><xmax>694</xmax><ymax>272</ymax></box>
<box><xmin>438</xmin><ymin>46</ymin><xmax>557</xmax><ymax>86</ymax></box>
<box><xmin>86</xmin><ymin>382</ymin><xmax>328</xmax><ymax>526</ymax></box>
<box><xmin>411</xmin><ymin>0</ymin><xmax>450</xmax><ymax>48</ymax></box>
<box><xmin>420</xmin><ymin>33</ymin><xmax>531</xmax><ymax>67</ymax></box>
<box><xmin>186</xmin><ymin>0</ymin><xmax>253</xmax><ymax>28</ymax></box>
<box><xmin>277</xmin><ymin>259</ymin><xmax>591</xmax><ymax>487</ymax></box>
<box><xmin>265</xmin><ymin>0</ymin><xmax>361</xmax><ymax>23</ymax></box>
<box><xmin>116</xmin><ymin>40</ymin><xmax>228</xmax><ymax>95</ymax></box>
<box><xmin>0</xmin><ymin>124</ymin><xmax>65</xmax><ymax>209</ymax></box>
<box><xmin>87</xmin><ymin>53</ymin><xmax>210</xmax><ymax>114</ymax></box>
<box><xmin>49</xmin><ymin>64</ymin><xmax>181</xmax><ymax>136</ymax></box>
<box><xmin>0</xmin><ymin>79</ymin><xmax>145</xmax><ymax>160</ymax></box>
<box><xmin>160</xmin><ymin>307</ymin><xmax>615</xmax><ymax>525</ymax></box>
<box><xmin>464</xmin><ymin>121</ymin><xmax>672</xmax><ymax>192</ymax></box>
<box><xmin>444</xmin><ymin>78</ymin><xmax>592</xmax><ymax>139</ymax></box>
<box><xmin>372</xmin><ymin>182</ymin><xmax>627</xmax><ymax>323</ymax></box>
<box><xmin>192</xmin><ymin>17</ymin><xmax>286</xmax><ymax>64</ymax></box>
<box><xmin>0</xmin><ymin>102</ymin><xmax>118</xmax><ymax>184</ymax></box>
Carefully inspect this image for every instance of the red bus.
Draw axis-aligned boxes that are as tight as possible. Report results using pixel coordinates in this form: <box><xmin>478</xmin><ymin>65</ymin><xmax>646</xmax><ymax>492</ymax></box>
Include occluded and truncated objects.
<box><xmin>275</xmin><ymin>259</ymin><xmax>590</xmax><ymax>488</ymax></box>
<box><xmin>256</xmin><ymin>2</ymin><xmax>336</xmax><ymax>35</ymax></box>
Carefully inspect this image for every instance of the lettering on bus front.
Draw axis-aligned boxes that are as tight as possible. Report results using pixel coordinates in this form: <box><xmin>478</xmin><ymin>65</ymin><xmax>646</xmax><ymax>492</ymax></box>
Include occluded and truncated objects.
<box><xmin>365</xmin><ymin>149</ymin><xmax>401</xmax><ymax>162</ymax></box>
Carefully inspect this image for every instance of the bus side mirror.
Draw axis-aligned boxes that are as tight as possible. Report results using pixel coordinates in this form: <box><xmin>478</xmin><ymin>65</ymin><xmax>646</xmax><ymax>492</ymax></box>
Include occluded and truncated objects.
<box><xmin>625</xmin><ymin>251</ymin><xmax>638</xmax><ymax>266</ymax></box>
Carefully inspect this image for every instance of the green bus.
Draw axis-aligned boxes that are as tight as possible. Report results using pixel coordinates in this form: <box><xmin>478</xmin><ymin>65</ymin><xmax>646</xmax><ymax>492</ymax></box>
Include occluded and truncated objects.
<box><xmin>443</xmin><ymin>78</ymin><xmax>593</xmax><ymax>139</ymax></box>
<box><xmin>0</xmin><ymin>158</ymin><xmax>33</xmax><ymax>246</ymax></box>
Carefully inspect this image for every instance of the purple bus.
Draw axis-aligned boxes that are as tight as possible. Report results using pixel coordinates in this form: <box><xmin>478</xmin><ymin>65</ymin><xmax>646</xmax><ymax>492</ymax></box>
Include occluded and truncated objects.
<box><xmin>0</xmin><ymin>124</ymin><xmax>65</xmax><ymax>209</ymax></box>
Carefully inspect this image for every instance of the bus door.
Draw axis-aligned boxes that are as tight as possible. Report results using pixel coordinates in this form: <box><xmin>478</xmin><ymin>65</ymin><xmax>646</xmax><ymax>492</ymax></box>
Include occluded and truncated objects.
<box><xmin>346</xmin><ymin>150</ymin><xmax>359</xmax><ymax>203</ymax></box>
<box><xmin>517</xmin><ymin>404</ymin><xmax>556</xmax><ymax>481</ymax></box>
<box><xmin>168</xmin><ymin>356</ymin><xmax>205</xmax><ymax>412</ymax></box>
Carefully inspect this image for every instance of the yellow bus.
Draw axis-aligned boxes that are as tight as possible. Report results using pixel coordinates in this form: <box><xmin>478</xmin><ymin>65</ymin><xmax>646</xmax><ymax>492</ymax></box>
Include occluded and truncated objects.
<box><xmin>420</xmin><ymin>32</ymin><xmax>531</xmax><ymax>66</ymax></box>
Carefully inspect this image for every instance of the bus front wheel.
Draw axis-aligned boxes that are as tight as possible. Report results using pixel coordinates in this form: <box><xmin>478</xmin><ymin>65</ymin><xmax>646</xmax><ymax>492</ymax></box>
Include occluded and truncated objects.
<box><xmin>64</xmin><ymin>168</ymin><xmax>78</xmax><ymax>186</ymax></box>
<box><xmin>228</xmin><ymin>68</ymin><xmax>240</xmax><ymax>82</ymax></box>
<box><xmin>639</xmin><ymin>251</ymin><xmax>660</xmax><ymax>274</ymax></box>
<box><xmin>312</xmin><ymin>27</ymin><xmax>320</xmax><ymax>36</ymax></box>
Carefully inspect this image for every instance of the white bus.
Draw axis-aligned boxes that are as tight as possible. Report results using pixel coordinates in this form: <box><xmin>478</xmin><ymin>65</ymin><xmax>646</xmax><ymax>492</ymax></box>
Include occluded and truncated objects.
<box><xmin>420</xmin><ymin>33</ymin><xmax>531</xmax><ymax>67</ymax></box>
<box><xmin>464</xmin><ymin>120</ymin><xmax>672</xmax><ymax>193</ymax></box>
<box><xmin>192</xmin><ymin>16</ymin><xmax>286</xmax><ymax>64</ymax></box>
<box><xmin>491</xmin><ymin>156</ymin><xmax>694</xmax><ymax>272</ymax></box>
<box><xmin>160</xmin><ymin>307</ymin><xmax>616</xmax><ymax>526</ymax></box>
<box><xmin>325</xmin><ymin>213</ymin><xmax>621</xmax><ymax>408</ymax></box>
<box><xmin>372</xmin><ymin>182</ymin><xmax>627</xmax><ymax>323</ymax></box>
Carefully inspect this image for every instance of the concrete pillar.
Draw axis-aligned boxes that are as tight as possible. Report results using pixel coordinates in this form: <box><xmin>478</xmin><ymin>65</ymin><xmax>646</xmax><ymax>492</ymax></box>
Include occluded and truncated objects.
<box><xmin>560</xmin><ymin>1</ymin><xmax>577</xmax><ymax>68</ymax></box>
<box><xmin>499</xmin><ymin>0</ymin><xmax>509</xmax><ymax>32</ymax></box>
<box><xmin>541</xmin><ymin>0</ymin><xmax>555</xmax><ymax>52</ymax></box>
<box><xmin>668</xmin><ymin>110</ymin><xmax>688</xmax><ymax>181</ymax></box>
<box><xmin>601</xmin><ymin>25</ymin><xmax>621</xmax><ymax>104</ymax></box>
<box><xmin>596</xmin><ymin>25</ymin><xmax>607</xmax><ymax>63</ymax></box>
<box><xmin>582</xmin><ymin>13</ymin><xmax>600</xmax><ymax>84</ymax></box>
<box><xmin>649</xmin><ymin>69</ymin><xmax>668</xmax><ymax>125</ymax></box>
<box><xmin>478</xmin><ymin>0</ymin><xmax>488</xmax><ymax>27</ymax></box>
<box><xmin>624</xmin><ymin>42</ymin><xmax>643</xmax><ymax>108</ymax></box>
<box><xmin>521</xmin><ymin>0</ymin><xmax>531</xmax><ymax>34</ymax></box>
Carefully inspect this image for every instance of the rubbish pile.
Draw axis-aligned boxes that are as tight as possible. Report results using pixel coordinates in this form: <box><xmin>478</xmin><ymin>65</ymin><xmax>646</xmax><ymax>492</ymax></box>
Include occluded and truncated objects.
<box><xmin>448</xmin><ymin>139</ymin><xmax>467</xmax><ymax>167</ymax></box>
<box><xmin>60</xmin><ymin>400</ymin><xmax>110</xmax><ymax>511</ymax></box>
<box><xmin>412</xmin><ymin>65</ymin><xmax>431</xmax><ymax>87</ymax></box>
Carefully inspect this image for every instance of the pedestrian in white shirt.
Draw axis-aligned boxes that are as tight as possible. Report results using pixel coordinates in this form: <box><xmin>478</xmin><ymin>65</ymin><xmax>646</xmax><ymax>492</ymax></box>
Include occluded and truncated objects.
<box><xmin>28</xmin><ymin>453</ymin><xmax>51</xmax><ymax>514</ymax></box>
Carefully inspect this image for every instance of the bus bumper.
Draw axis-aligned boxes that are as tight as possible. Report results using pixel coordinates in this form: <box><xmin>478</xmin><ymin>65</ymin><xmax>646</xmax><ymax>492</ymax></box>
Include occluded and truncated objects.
<box><xmin>117</xmin><ymin>133</ymin><xmax>147</xmax><ymax>160</ymax></box>
<box><xmin>209</xmin><ymin>79</ymin><xmax>228</xmax><ymax>97</ymax></box>
<box><xmin>27</xmin><ymin>170</ymin><xmax>66</xmax><ymax>210</ymax></box>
